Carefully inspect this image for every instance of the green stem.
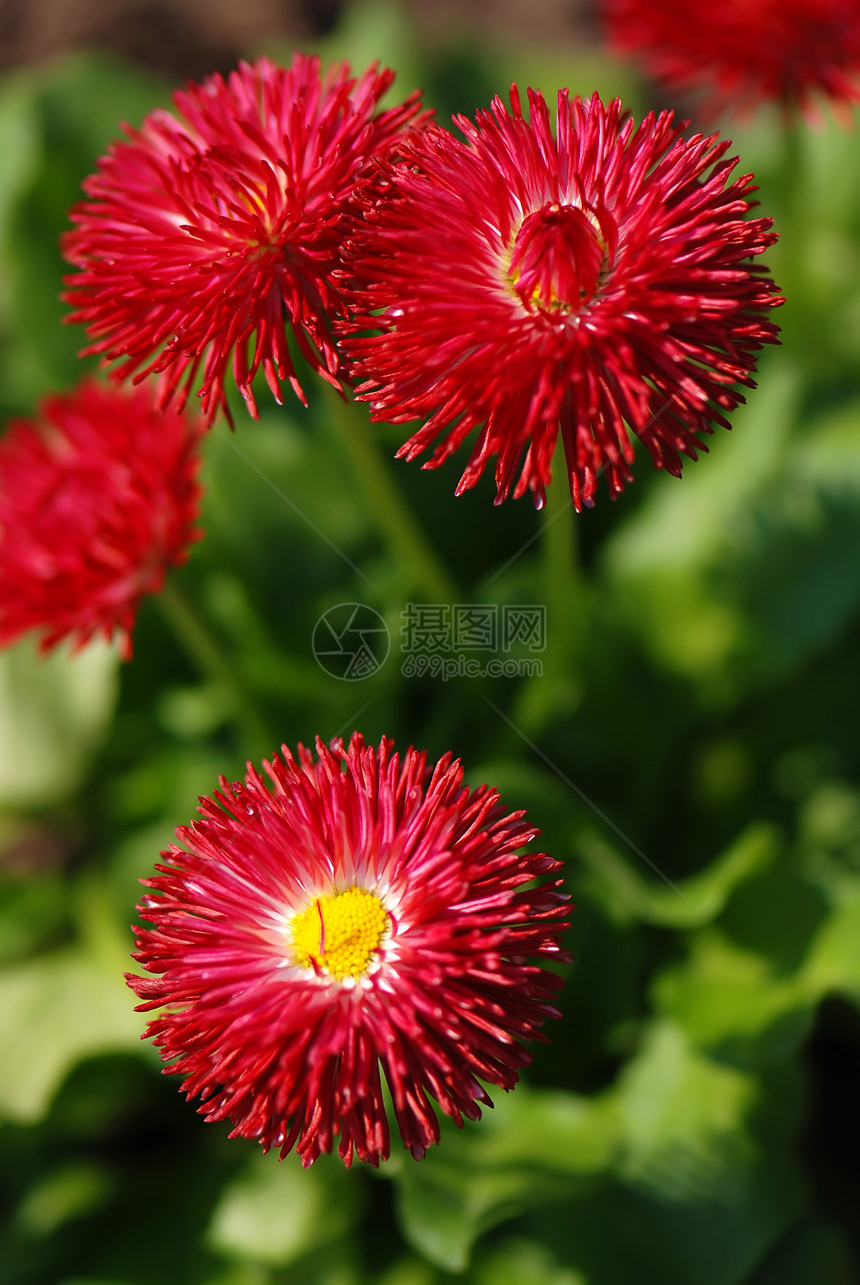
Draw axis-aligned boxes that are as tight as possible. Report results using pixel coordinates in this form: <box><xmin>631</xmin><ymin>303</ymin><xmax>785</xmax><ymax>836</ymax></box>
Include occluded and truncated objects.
<box><xmin>513</xmin><ymin>449</ymin><xmax>584</xmax><ymax>733</ymax></box>
<box><xmin>158</xmin><ymin>577</ymin><xmax>269</xmax><ymax>752</ymax></box>
<box><xmin>542</xmin><ymin>456</ymin><xmax>580</xmax><ymax>603</ymax></box>
<box><xmin>542</xmin><ymin>453</ymin><xmax>586</xmax><ymax>682</ymax></box>
<box><xmin>324</xmin><ymin>388</ymin><xmax>458</xmax><ymax>604</ymax></box>
<box><xmin>775</xmin><ymin>115</ymin><xmax>806</xmax><ymax>350</ymax></box>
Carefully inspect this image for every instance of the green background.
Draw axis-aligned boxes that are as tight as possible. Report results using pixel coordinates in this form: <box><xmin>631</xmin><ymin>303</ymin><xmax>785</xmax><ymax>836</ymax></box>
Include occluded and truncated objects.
<box><xmin>1</xmin><ymin>2</ymin><xmax>859</xmax><ymax>1281</ymax></box>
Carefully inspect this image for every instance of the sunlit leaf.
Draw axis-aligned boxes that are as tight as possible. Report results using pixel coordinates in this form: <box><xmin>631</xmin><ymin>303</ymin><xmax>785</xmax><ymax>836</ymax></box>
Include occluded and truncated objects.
<box><xmin>802</xmin><ymin>888</ymin><xmax>860</xmax><ymax>1003</ymax></box>
<box><xmin>0</xmin><ymin>950</ymin><xmax>141</xmax><ymax>1122</ymax></box>
<box><xmin>0</xmin><ymin>638</ymin><xmax>118</xmax><ymax>810</ymax></box>
<box><xmin>473</xmin><ymin>1236</ymin><xmax>587</xmax><ymax>1285</ymax></box>
<box><xmin>16</xmin><ymin>1161</ymin><xmax>112</xmax><ymax>1236</ymax></box>
<box><xmin>651</xmin><ymin>932</ymin><xmax>814</xmax><ymax>1066</ymax></box>
<box><xmin>577</xmin><ymin>823</ymin><xmax>778</xmax><ymax>928</ymax></box>
<box><xmin>207</xmin><ymin>1151</ymin><xmax>361</xmax><ymax>1266</ymax></box>
<box><xmin>607</xmin><ymin>1022</ymin><xmax>801</xmax><ymax>1284</ymax></box>
<box><xmin>392</xmin><ymin>1086</ymin><xmax>619</xmax><ymax>1271</ymax></box>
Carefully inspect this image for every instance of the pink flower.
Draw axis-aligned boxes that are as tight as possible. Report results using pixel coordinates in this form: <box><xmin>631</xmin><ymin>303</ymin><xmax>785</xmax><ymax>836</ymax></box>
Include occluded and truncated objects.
<box><xmin>127</xmin><ymin>734</ymin><xmax>570</xmax><ymax>1168</ymax></box>
<box><xmin>339</xmin><ymin>89</ymin><xmax>783</xmax><ymax>509</ymax></box>
<box><xmin>62</xmin><ymin>55</ymin><xmax>425</xmax><ymax>424</ymax></box>
<box><xmin>0</xmin><ymin>378</ymin><xmax>202</xmax><ymax>659</ymax></box>
<box><xmin>602</xmin><ymin>0</ymin><xmax>860</xmax><ymax>121</ymax></box>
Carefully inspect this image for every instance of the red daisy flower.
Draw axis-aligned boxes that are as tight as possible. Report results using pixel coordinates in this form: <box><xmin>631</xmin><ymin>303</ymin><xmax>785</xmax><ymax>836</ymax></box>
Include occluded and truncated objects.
<box><xmin>0</xmin><ymin>378</ymin><xmax>203</xmax><ymax>659</ymax></box>
<box><xmin>62</xmin><ymin>55</ymin><xmax>426</xmax><ymax>425</ymax></box>
<box><xmin>339</xmin><ymin>88</ymin><xmax>783</xmax><ymax>510</ymax></box>
<box><xmin>127</xmin><ymin>733</ymin><xmax>570</xmax><ymax>1168</ymax></box>
<box><xmin>602</xmin><ymin>0</ymin><xmax>860</xmax><ymax>121</ymax></box>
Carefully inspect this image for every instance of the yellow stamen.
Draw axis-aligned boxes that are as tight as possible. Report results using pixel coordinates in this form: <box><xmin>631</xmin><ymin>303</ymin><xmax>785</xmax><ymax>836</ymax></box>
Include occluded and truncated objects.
<box><xmin>290</xmin><ymin>887</ymin><xmax>388</xmax><ymax>981</ymax></box>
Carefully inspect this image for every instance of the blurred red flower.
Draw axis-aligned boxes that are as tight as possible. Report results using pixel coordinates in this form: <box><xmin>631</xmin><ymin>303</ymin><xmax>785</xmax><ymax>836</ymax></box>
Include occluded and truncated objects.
<box><xmin>128</xmin><ymin>733</ymin><xmax>570</xmax><ymax>1168</ymax></box>
<box><xmin>339</xmin><ymin>88</ymin><xmax>783</xmax><ymax>510</ymax></box>
<box><xmin>62</xmin><ymin>55</ymin><xmax>425</xmax><ymax>424</ymax></box>
<box><xmin>602</xmin><ymin>0</ymin><xmax>860</xmax><ymax>121</ymax></box>
<box><xmin>0</xmin><ymin>379</ymin><xmax>202</xmax><ymax>659</ymax></box>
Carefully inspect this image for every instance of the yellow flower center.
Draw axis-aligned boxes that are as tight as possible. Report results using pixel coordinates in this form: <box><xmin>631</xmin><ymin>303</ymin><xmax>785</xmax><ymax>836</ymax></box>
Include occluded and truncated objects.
<box><xmin>290</xmin><ymin>887</ymin><xmax>388</xmax><ymax>981</ymax></box>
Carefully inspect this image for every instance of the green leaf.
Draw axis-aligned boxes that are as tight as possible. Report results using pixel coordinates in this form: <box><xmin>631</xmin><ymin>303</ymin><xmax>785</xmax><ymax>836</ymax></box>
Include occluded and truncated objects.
<box><xmin>615</xmin><ymin>1022</ymin><xmax>758</xmax><ymax>1191</ymax></box>
<box><xmin>604</xmin><ymin>358</ymin><xmax>798</xmax><ymax>583</ymax></box>
<box><xmin>711</xmin><ymin>400</ymin><xmax>860</xmax><ymax>682</ymax></box>
<box><xmin>0</xmin><ymin>638</ymin><xmax>118</xmax><ymax>810</ymax></box>
<box><xmin>747</xmin><ymin>1216</ymin><xmax>859</xmax><ymax>1285</ymax></box>
<box><xmin>600</xmin><ymin>358</ymin><xmax>799</xmax><ymax>685</ymax></box>
<box><xmin>0</xmin><ymin>53</ymin><xmax>169</xmax><ymax>406</ymax></box>
<box><xmin>374</xmin><ymin>1259</ymin><xmax>440</xmax><ymax>1285</ymax></box>
<box><xmin>314</xmin><ymin>0</ymin><xmax>424</xmax><ymax>108</ymax></box>
<box><xmin>642</xmin><ymin>823</ymin><xmax>779</xmax><ymax>928</ymax></box>
<box><xmin>473</xmin><ymin>1237</ymin><xmax>587</xmax><ymax>1285</ymax></box>
<box><xmin>606</xmin><ymin>1022</ymin><xmax>801</xmax><ymax>1285</ymax></box>
<box><xmin>0</xmin><ymin>949</ymin><xmax>141</xmax><ymax>1122</ymax></box>
<box><xmin>207</xmin><ymin>1151</ymin><xmax>362</xmax><ymax>1267</ymax></box>
<box><xmin>0</xmin><ymin>80</ymin><xmax>40</xmax><ymax>251</ymax></box>
<box><xmin>577</xmin><ymin>822</ymin><xmax>779</xmax><ymax>928</ymax></box>
<box><xmin>15</xmin><ymin>1160</ymin><xmax>112</xmax><ymax>1236</ymax></box>
<box><xmin>651</xmin><ymin>932</ymin><xmax>814</xmax><ymax>1066</ymax></box>
<box><xmin>802</xmin><ymin>887</ymin><xmax>860</xmax><ymax>1003</ymax></box>
<box><xmin>392</xmin><ymin>1086</ymin><xmax>619</xmax><ymax>1271</ymax></box>
<box><xmin>799</xmin><ymin>780</ymin><xmax>860</xmax><ymax>855</ymax></box>
<box><xmin>59</xmin><ymin>1280</ymin><xmax>134</xmax><ymax>1285</ymax></box>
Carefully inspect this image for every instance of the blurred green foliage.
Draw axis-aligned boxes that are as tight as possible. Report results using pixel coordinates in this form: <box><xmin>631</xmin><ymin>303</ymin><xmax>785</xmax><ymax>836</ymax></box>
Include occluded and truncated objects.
<box><xmin>1</xmin><ymin>1</ymin><xmax>859</xmax><ymax>1281</ymax></box>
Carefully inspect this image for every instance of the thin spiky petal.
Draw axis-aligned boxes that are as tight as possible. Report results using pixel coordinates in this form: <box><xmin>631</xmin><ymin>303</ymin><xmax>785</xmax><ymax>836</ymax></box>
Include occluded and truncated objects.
<box><xmin>62</xmin><ymin>55</ymin><xmax>427</xmax><ymax>424</ymax></box>
<box><xmin>0</xmin><ymin>378</ymin><xmax>202</xmax><ymax>658</ymax></box>
<box><xmin>602</xmin><ymin>0</ymin><xmax>860</xmax><ymax>122</ymax></box>
<box><xmin>338</xmin><ymin>89</ymin><xmax>782</xmax><ymax>510</ymax></box>
<box><xmin>127</xmin><ymin>733</ymin><xmax>571</xmax><ymax>1168</ymax></box>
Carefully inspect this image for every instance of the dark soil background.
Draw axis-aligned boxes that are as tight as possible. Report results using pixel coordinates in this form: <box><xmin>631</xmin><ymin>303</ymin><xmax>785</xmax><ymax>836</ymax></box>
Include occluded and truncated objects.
<box><xmin>0</xmin><ymin>0</ymin><xmax>593</xmax><ymax>81</ymax></box>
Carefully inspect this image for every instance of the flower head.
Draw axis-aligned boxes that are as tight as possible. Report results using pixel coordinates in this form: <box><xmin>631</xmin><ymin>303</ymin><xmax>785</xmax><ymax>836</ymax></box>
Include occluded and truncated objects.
<box><xmin>0</xmin><ymin>378</ymin><xmax>202</xmax><ymax>659</ymax></box>
<box><xmin>127</xmin><ymin>733</ymin><xmax>570</xmax><ymax>1168</ymax></box>
<box><xmin>339</xmin><ymin>88</ymin><xmax>782</xmax><ymax>510</ymax></box>
<box><xmin>602</xmin><ymin>0</ymin><xmax>860</xmax><ymax>121</ymax></box>
<box><xmin>62</xmin><ymin>55</ymin><xmax>426</xmax><ymax>424</ymax></box>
